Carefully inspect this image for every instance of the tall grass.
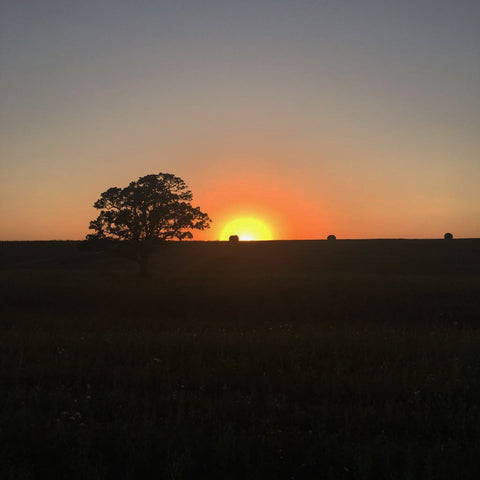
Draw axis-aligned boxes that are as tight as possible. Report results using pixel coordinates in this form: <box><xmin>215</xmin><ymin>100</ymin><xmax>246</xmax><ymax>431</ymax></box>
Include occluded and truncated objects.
<box><xmin>1</xmin><ymin>240</ymin><xmax>479</xmax><ymax>479</ymax></box>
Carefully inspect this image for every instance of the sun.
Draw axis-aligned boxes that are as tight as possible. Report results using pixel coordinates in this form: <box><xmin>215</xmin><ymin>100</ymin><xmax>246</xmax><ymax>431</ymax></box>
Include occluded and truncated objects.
<box><xmin>220</xmin><ymin>217</ymin><xmax>273</xmax><ymax>241</ymax></box>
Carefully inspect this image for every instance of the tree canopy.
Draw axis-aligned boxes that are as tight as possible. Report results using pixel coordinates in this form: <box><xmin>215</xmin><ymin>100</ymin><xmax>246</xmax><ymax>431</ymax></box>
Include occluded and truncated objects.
<box><xmin>87</xmin><ymin>173</ymin><xmax>211</xmax><ymax>273</ymax></box>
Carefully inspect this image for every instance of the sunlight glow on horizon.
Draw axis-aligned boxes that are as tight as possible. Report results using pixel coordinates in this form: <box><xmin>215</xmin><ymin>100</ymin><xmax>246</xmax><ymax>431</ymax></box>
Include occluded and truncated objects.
<box><xmin>220</xmin><ymin>217</ymin><xmax>274</xmax><ymax>241</ymax></box>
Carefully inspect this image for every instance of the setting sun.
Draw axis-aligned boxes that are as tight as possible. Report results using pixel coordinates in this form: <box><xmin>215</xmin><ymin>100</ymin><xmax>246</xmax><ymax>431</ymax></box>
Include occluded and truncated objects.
<box><xmin>220</xmin><ymin>217</ymin><xmax>273</xmax><ymax>241</ymax></box>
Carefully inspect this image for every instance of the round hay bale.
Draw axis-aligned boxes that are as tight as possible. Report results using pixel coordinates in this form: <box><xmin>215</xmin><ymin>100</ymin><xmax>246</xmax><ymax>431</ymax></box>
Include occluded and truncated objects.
<box><xmin>444</xmin><ymin>232</ymin><xmax>453</xmax><ymax>240</ymax></box>
<box><xmin>327</xmin><ymin>234</ymin><xmax>336</xmax><ymax>241</ymax></box>
<box><xmin>229</xmin><ymin>235</ymin><xmax>239</xmax><ymax>242</ymax></box>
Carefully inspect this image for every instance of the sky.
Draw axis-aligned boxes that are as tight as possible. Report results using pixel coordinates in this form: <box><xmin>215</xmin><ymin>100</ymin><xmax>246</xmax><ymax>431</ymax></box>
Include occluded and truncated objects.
<box><xmin>1</xmin><ymin>0</ymin><xmax>479</xmax><ymax>240</ymax></box>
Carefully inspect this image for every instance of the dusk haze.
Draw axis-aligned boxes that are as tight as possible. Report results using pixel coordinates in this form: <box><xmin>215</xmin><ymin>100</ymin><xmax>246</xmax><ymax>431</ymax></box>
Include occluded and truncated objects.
<box><xmin>1</xmin><ymin>0</ymin><xmax>479</xmax><ymax>240</ymax></box>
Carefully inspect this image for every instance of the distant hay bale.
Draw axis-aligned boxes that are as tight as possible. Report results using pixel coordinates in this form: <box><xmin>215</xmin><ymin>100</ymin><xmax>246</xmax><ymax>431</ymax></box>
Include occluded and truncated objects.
<box><xmin>229</xmin><ymin>235</ymin><xmax>239</xmax><ymax>242</ymax></box>
<box><xmin>444</xmin><ymin>232</ymin><xmax>453</xmax><ymax>240</ymax></box>
<box><xmin>327</xmin><ymin>234</ymin><xmax>336</xmax><ymax>241</ymax></box>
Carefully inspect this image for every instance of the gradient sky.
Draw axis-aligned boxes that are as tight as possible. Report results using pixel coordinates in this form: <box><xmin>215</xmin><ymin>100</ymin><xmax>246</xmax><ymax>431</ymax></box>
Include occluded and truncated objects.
<box><xmin>1</xmin><ymin>0</ymin><xmax>479</xmax><ymax>240</ymax></box>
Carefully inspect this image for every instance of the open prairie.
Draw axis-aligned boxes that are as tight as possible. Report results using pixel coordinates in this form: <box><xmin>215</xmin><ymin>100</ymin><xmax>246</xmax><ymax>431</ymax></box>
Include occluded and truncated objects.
<box><xmin>1</xmin><ymin>240</ymin><xmax>480</xmax><ymax>479</ymax></box>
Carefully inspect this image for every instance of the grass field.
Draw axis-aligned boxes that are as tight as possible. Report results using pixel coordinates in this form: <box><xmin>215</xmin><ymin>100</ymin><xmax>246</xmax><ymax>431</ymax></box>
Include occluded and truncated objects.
<box><xmin>1</xmin><ymin>239</ymin><xmax>479</xmax><ymax>479</ymax></box>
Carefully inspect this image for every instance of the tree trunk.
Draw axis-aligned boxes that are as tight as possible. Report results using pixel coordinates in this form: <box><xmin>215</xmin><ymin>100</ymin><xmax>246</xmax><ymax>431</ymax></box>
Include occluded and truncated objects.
<box><xmin>138</xmin><ymin>254</ymin><xmax>149</xmax><ymax>276</ymax></box>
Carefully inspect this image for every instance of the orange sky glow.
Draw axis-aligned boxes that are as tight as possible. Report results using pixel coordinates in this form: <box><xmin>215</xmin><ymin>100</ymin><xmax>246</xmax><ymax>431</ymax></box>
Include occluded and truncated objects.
<box><xmin>1</xmin><ymin>133</ymin><xmax>478</xmax><ymax>241</ymax></box>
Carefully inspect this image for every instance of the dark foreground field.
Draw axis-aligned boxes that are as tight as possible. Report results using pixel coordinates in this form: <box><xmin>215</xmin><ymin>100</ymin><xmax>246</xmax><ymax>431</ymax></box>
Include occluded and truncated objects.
<box><xmin>1</xmin><ymin>239</ymin><xmax>480</xmax><ymax>479</ymax></box>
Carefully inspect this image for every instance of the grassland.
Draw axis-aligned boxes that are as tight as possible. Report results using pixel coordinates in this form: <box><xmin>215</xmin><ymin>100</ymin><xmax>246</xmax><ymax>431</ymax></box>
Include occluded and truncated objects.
<box><xmin>1</xmin><ymin>239</ymin><xmax>479</xmax><ymax>479</ymax></box>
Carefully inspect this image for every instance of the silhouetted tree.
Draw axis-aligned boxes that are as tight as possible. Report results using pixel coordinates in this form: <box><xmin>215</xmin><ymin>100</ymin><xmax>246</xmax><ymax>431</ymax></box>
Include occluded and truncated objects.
<box><xmin>87</xmin><ymin>173</ymin><xmax>211</xmax><ymax>275</ymax></box>
<box><xmin>444</xmin><ymin>232</ymin><xmax>453</xmax><ymax>240</ymax></box>
<box><xmin>327</xmin><ymin>234</ymin><xmax>337</xmax><ymax>241</ymax></box>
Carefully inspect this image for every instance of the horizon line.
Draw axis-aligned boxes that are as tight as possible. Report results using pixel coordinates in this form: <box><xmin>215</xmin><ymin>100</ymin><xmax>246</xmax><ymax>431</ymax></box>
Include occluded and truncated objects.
<box><xmin>1</xmin><ymin>237</ymin><xmax>479</xmax><ymax>242</ymax></box>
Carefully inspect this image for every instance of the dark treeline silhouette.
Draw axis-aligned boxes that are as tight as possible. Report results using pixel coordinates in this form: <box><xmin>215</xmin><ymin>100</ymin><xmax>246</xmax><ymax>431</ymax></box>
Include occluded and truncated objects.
<box><xmin>86</xmin><ymin>173</ymin><xmax>210</xmax><ymax>275</ymax></box>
